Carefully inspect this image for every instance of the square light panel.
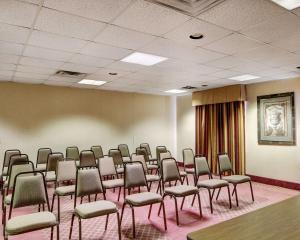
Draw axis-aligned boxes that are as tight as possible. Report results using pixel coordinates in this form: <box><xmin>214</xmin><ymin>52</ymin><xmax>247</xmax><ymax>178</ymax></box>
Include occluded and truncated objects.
<box><xmin>165</xmin><ymin>89</ymin><xmax>187</xmax><ymax>94</ymax></box>
<box><xmin>270</xmin><ymin>0</ymin><xmax>300</xmax><ymax>10</ymax></box>
<box><xmin>121</xmin><ymin>52</ymin><xmax>168</xmax><ymax>66</ymax></box>
<box><xmin>78</xmin><ymin>79</ymin><xmax>106</xmax><ymax>86</ymax></box>
<box><xmin>229</xmin><ymin>74</ymin><xmax>260</xmax><ymax>81</ymax></box>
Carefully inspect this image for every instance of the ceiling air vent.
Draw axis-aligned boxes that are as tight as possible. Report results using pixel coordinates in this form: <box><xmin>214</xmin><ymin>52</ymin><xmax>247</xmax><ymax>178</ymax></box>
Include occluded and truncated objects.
<box><xmin>55</xmin><ymin>70</ymin><xmax>87</xmax><ymax>78</ymax></box>
<box><xmin>145</xmin><ymin>0</ymin><xmax>226</xmax><ymax>16</ymax></box>
<box><xmin>182</xmin><ymin>85</ymin><xmax>197</xmax><ymax>90</ymax></box>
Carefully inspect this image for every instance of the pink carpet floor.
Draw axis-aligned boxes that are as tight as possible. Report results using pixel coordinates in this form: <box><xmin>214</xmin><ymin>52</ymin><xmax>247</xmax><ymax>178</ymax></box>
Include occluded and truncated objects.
<box><xmin>1</xmin><ymin>176</ymin><xmax>298</xmax><ymax>240</ymax></box>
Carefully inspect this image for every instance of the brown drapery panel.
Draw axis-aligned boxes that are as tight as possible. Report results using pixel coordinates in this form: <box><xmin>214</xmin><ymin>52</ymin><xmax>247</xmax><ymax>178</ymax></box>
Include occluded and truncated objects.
<box><xmin>195</xmin><ymin>101</ymin><xmax>245</xmax><ymax>174</ymax></box>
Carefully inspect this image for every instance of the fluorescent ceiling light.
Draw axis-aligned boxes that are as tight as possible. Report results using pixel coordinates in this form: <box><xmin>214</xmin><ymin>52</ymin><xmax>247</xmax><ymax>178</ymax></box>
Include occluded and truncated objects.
<box><xmin>229</xmin><ymin>74</ymin><xmax>260</xmax><ymax>81</ymax></box>
<box><xmin>121</xmin><ymin>52</ymin><xmax>168</xmax><ymax>66</ymax></box>
<box><xmin>78</xmin><ymin>79</ymin><xmax>106</xmax><ymax>86</ymax></box>
<box><xmin>165</xmin><ymin>89</ymin><xmax>187</xmax><ymax>94</ymax></box>
<box><xmin>270</xmin><ymin>0</ymin><xmax>300</xmax><ymax>10</ymax></box>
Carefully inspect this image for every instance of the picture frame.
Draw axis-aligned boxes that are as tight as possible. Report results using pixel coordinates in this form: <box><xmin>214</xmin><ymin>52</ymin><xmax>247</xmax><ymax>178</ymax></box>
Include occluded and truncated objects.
<box><xmin>257</xmin><ymin>92</ymin><xmax>295</xmax><ymax>145</ymax></box>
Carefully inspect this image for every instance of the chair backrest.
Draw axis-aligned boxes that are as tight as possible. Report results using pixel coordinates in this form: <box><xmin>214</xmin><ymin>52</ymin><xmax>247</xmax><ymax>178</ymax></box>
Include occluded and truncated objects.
<box><xmin>124</xmin><ymin>162</ymin><xmax>148</xmax><ymax>190</ymax></box>
<box><xmin>36</xmin><ymin>148</ymin><xmax>52</xmax><ymax>165</ymax></box>
<box><xmin>91</xmin><ymin>145</ymin><xmax>104</xmax><ymax>159</ymax></box>
<box><xmin>156</xmin><ymin>146</ymin><xmax>167</xmax><ymax>162</ymax></box>
<box><xmin>10</xmin><ymin>172</ymin><xmax>49</xmax><ymax>217</ymax></box>
<box><xmin>66</xmin><ymin>146</ymin><xmax>80</xmax><ymax>161</ymax></box>
<box><xmin>140</xmin><ymin>143</ymin><xmax>152</xmax><ymax>157</ymax></box>
<box><xmin>194</xmin><ymin>156</ymin><xmax>211</xmax><ymax>178</ymax></box>
<box><xmin>183</xmin><ymin>148</ymin><xmax>194</xmax><ymax>166</ymax></box>
<box><xmin>98</xmin><ymin>156</ymin><xmax>117</xmax><ymax>176</ymax></box>
<box><xmin>218</xmin><ymin>153</ymin><xmax>234</xmax><ymax>175</ymax></box>
<box><xmin>131</xmin><ymin>154</ymin><xmax>147</xmax><ymax>172</ymax></box>
<box><xmin>46</xmin><ymin>152</ymin><xmax>63</xmax><ymax>172</ymax></box>
<box><xmin>56</xmin><ymin>160</ymin><xmax>77</xmax><ymax>182</ymax></box>
<box><xmin>160</xmin><ymin>151</ymin><xmax>172</xmax><ymax>161</ymax></box>
<box><xmin>7</xmin><ymin>161</ymin><xmax>35</xmax><ymax>190</ymax></box>
<box><xmin>7</xmin><ymin>154</ymin><xmax>29</xmax><ymax>177</ymax></box>
<box><xmin>108</xmin><ymin>149</ymin><xmax>123</xmax><ymax>166</ymax></box>
<box><xmin>136</xmin><ymin>147</ymin><xmax>149</xmax><ymax>162</ymax></box>
<box><xmin>3</xmin><ymin>149</ymin><xmax>21</xmax><ymax>168</ymax></box>
<box><xmin>118</xmin><ymin>144</ymin><xmax>130</xmax><ymax>158</ymax></box>
<box><xmin>161</xmin><ymin>158</ymin><xmax>181</xmax><ymax>184</ymax></box>
<box><xmin>79</xmin><ymin>150</ymin><xmax>97</xmax><ymax>167</ymax></box>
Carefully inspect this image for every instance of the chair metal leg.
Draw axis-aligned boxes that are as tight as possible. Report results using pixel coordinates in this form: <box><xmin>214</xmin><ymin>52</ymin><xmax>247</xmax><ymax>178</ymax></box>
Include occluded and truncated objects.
<box><xmin>131</xmin><ymin>206</ymin><xmax>136</xmax><ymax>238</ymax></box>
<box><xmin>161</xmin><ymin>201</ymin><xmax>167</xmax><ymax>231</ymax></box>
<box><xmin>117</xmin><ymin>212</ymin><xmax>121</xmax><ymax>240</ymax></box>
<box><xmin>174</xmin><ymin>197</ymin><xmax>179</xmax><ymax>226</ymax></box>
<box><xmin>50</xmin><ymin>226</ymin><xmax>54</xmax><ymax>240</ymax></box>
<box><xmin>88</xmin><ymin>195</ymin><xmax>91</xmax><ymax>202</ymax></box>
<box><xmin>158</xmin><ymin>194</ymin><xmax>166</xmax><ymax>216</ymax></box>
<box><xmin>186</xmin><ymin>175</ymin><xmax>189</xmax><ymax>185</ymax></box>
<box><xmin>216</xmin><ymin>188</ymin><xmax>221</xmax><ymax>200</ymax></box>
<box><xmin>78</xmin><ymin>218</ymin><xmax>82</xmax><ymax>240</ymax></box>
<box><xmin>57</xmin><ymin>196</ymin><xmax>60</xmax><ymax>222</ymax></box>
<box><xmin>94</xmin><ymin>194</ymin><xmax>97</xmax><ymax>201</ymax></box>
<box><xmin>191</xmin><ymin>194</ymin><xmax>196</xmax><ymax>207</ymax></box>
<box><xmin>234</xmin><ymin>185</ymin><xmax>239</xmax><ymax>207</ymax></box>
<box><xmin>69</xmin><ymin>213</ymin><xmax>75</xmax><ymax>240</ymax></box>
<box><xmin>249</xmin><ymin>181</ymin><xmax>255</xmax><ymax>202</ymax></box>
<box><xmin>197</xmin><ymin>193</ymin><xmax>202</xmax><ymax>218</ymax></box>
<box><xmin>208</xmin><ymin>189</ymin><xmax>213</xmax><ymax>214</ymax></box>
<box><xmin>227</xmin><ymin>185</ymin><xmax>232</xmax><ymax>209</ymax></box>
<box><xmin>56</xmin><ymin>224</ymin><xmax>60</xmax><ymax>240</ymax></box>
<box><xmin>118</xmin><ymin>187</ymin><xmax>121</xmax><ymax>201</ymax></box>
<box><xmin>148</xmin><ymin>204</ymin><xmax>152</xmax><ymax>219</ymax></box>
<box><xmin>105</xmin><ymin>214</ymin><xmax>109</xmax><ymax>230</ymax></box>
<box><xmin>180</xmin><ymin>196</ymin><xmax>185</xmax><ymax>210</ymax></box>
<box><xmin>120</xmin><ymin>203</ymin><xmax>126</xmax><ymax>223</ymax></box>
<box><xmin>51</xmin><ymin>194</ymin><xmax>56</xmax><ymax>212</ymax></box>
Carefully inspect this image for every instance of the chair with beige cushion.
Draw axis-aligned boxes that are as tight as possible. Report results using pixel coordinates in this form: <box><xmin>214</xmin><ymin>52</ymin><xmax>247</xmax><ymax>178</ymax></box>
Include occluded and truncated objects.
<box><xmin>140</xmin><ymin>143</ymin><xmax>157</xmax><ymax>165</ymax></box>
<box><xmin>91</xmin><ymin>145</ymin><xmax>104</xmax><ymax>160</ymax></box>
<box><xmin>136</xmin><ymin>147</ymin><xmax>158</xmax><ymax>174</ymax></box>
<box><xmin>1</xmin><ymin>149</ymin><xmax>21</xmax><ymax>178</ymax></box>
<box><xmin>79</xmin><ymin>150</ymin><xmax>97</xmax><ymax>167</ymax></box>
<box><xmin>182</xmin><ymin>148</ymin><xmax>196</xmax><ymax>174</ymax></box>
<box><xmin>6</xmin><ymin>154</ymin><xmax>29</xmax><ymax>179</ymax></box>
<box><xmin>118</xmin><ymin>144</ymin><xmax>131</xmax><ymax>163</ymax></box>
<box><xmin>69</xmin><ymin>167</ymin><xmax>121</xmax><ymax>240</ymax></box>
<box><xmin>156</xmin><ymin>146</ymin><xmax>167</xmax><ymax>164</ymax></box>
<box><xmin>120</xmin><ymin>161</ymin><xmax>167</xmax><ymax>238</ymax></box>
<box><xmin>51</xmin><ymin>160</ymin><xmax>77</xmax><ymax>221</ymax></box>
<box><xmin>158</xmin><ymin>158</ymin><xmax>202</xmax><ymax>225</ymax></box>
<box><xmin>36</xmin><ymin>148</ymin><xmax>52</xmax><ymax>172</ymax></box>
<box><xmin>108</xmin><ymin>149</ymin><xmax>124</xmax><ymax>175</ymax></box>
<box><xmin>218</xmin><ymin>153</ymin><xmax>254</xmax><ymax>207</ymax></box>
<box><xmin>45</xmin><ymin>152</ymin><xmax>63</xmax><ymax>183</ymax></box>
<box><xmin>98</xmin><ymin>156</ymin><xmax>124</xmax><ymax>201</ymax></box>
<box><xmin>191</xmin><ymin>155</ymin><xmax>231</xmax><ymax>213</ymax></box>
<box><xmin>66</xmin><ymin>146</ymin><xmax>80</xmax><ymax>165</ymax></box>
<box><xmin>4</xmin><ymin>171</ymin><xmax>59</xmax><ymax>240</ymax></box>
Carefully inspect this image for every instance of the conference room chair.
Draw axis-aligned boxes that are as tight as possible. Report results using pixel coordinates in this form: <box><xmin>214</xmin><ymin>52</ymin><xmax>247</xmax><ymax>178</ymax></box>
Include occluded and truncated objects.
<box><xmin>1</xmin><ymin>149</ymin><xmax>21</xmax><ymax>178</ymax></box>
<box><xmin>136</xmin><ymin>147</ymin><xmax>158</xmax><ymax>174</ymax></box>
<box><xmin>218</xmin><ymin>153</ymin><xmax>254</xmax><ymax>207</ymax></box>
<box><xmin>108</xmin><ymin>149</ymin><xmax>124</xmax><ymax>175</ymax></box>
<box><xmin>158</xmin><ymin>158</ymin><xmax>202</xmax><ymax>225</ymax></box>
<box><xmin>4</xmin><ymin>171</ymin><xmax>59</xmax><ymax>240</ymax></box>
<box><xmin>69</xmin><ymin>167</ymin><xmax>121</xmax><ymax>240</ymax></box>
<box><xmin>79</xmin><ymin>150</ymin><xmax>97</xmax><ymax>167</ymax></box>
<box><xmin>45</xmin><ymin>152</ymin><xmax>63</xmax><ymax>183</ymax></box>
<box><xmin>51</xmin><ymin>159</ymin><xmax>77</xmax><ymax>221</ymax></box>
<box><xmin>98</xmin><ymin>156</ymin><xmax>124</xmax><ymax>201</ymax></box>
<box><xmin>156</xmin><ymin>146</ymin><xmax>167</xmax><ymax>164</ymax></box>
<box><xmin>140</xmin><ymin>143</ymin><xmax>157</xmax><ymax>164</ymax></box>
<box><xmin>91</xmin><ymin>145</ymin><xmax>104</xmax><ymax>160</ymax></box>
<box><xmin>120</xmin><ymin>161</ymin><xmax>167</xmax><ymax>238</ymax></box>
<box><xmin>36</xmin><ymin>148</ymin><xmax>52</xmax><ymax>171</ymax></box>
<box><xmin>66</xmin><ymin>146</ymin><xmax>80</xmax><ymax>165</ymax></box>
<box><xmin>191</xmin><ymin>155</ymin><xmax>231</xmax><ymax>213</ymax></box>
<box><xmin>182</xmin><ymin>148</ymin><xmax>196</xmax><ymax>174</ymax></box>
<box><xmin>118</xmin><ymin>144</ymin><xmax>131</xmax><ymax>163</ymax></box>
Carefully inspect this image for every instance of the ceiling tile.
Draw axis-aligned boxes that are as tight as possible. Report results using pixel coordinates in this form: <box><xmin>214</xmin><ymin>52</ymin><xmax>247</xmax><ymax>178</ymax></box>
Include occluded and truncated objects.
<box><xmin>43</xmin><ymin>0</ymin><xmax>132</xmax><ymax>23</ymax></box>
<box><xmin>93</xmin><ymin>68</ymin><xmax>132</xmax><ymax>78</ymax></box>
<box><xmin>68</xmin><ymin>54</ymin><xmax>114</xmax><ymax>68</ymax></box>
<box><xmin>204</xmin><ymin>33</ymin><xmax>265</xmax><ymax>55</ymax></box>
<box><xmin>94</xmin><ymin>25</ymin><xmax>156</xmax><ymax>50</ymax></box>
<box><xmin>17</xmin><ymin>65</ymin><xmax>57</xmax><ymax>75</ymax></box>
<box><xmin>13</xmin><ymin>77</ymin><xmax>44</xmax><ymax>84</ymax></box>
<box><xmin>23</xmin><ymin>45</ymin><xmax>74</xmax><ymax>62</ymax></box>
<box><xmin>164</xmin><ymin>18</ymin><xmax>232</xmax><ymax>47</ymax></box>
<box><xmin>107</xmin><ymin>61</ymin><xmax>146</xmax><ymax>72</ymax></box>
<box><xmin>80</xmin><ymin>42</ymin><xmax>132</xmax><ymax>60</ymax></box>
<box><xmin>0</xmin><ymin>70</ymin><xmax>14</xmax><ymax>77</ymax></box>
<box><xmin>198</xmin><ymin>0</ymin><xmax>285</xmax><ymax>31</ymax></box>
<box><xmin>205</xmin><ymin>56</ymin><xmax>246</xmax><ymax>69</ymax></box>
<box><xmin>35</xmin><ymin>8</ymin><xmax>107</xmax><ymax>40</ymax></box>
<box><xmin>271</xmin><ymin>31</ymin><xmax>300</xmax><ymax>52</ymax></box>
<box><xmin>48</xmin><ymin>75</ymin><xmax>79</xmax><ymax>83</ymax></box>
<box><xmin>20</xmin><ymin>56</ymin><xmax>64</xmax><ymax>68</ymax></box>
<box><xmin>0</xmin><ymin>63</ymin><xmax>17</xmax><ymax>71</ymax></box>
<box><xmin>0</xmin><ymin>41</ymin><xmax>23</xmax><ymax>55</ymax></box>
<box><xmin>44</xmin><ymin>80</ymin><xmax>73</xmax><ymax>87</ymax></box>
<box><xmin>60</xmin><ymin>63</ymin><xmax>100</xmax><ymax>74</ymax></box>
<box><xmin>18</xmin><ymin>0</ymin><xmax>42</xmax><ymax>4</ymax></box>
<box><xmin>0</xmin><ymin>54</ymin><xmax>19</xmax><ymax>64</ymax></box>
<box><xmin>28</xmin><ymin>30</ymin><xmax>87</xmax><ymax>52</ymax></box>
<box><xmin>113</xmin><ymin>0</ymin><xmax>190</xmax><ymax>35</ymax></box>
<box><xmin>293</xmin><ymin>7</ymin><xmax>300</xmax><ymax>17</ymax></box>
<box><xmin>0</xmin><ymin>23</ymin><xmax>30</xmax><ymax>44</ymax></box>
<box><xmin>0</xmin><ymin>75</ymin><xmax>11</xmax><ymax>81</ymax></box>
<box><xmin>15</xmin><ymin>71</ymin><xmax>49</xmax><ymax>80</ymax></box>
<box><xmin>208</xmin><ymin>69</ymin><xmax>242</xmax><ymax>79</ymax></box>
<box><xmin>0</xmin><ymin>0</ymin><xmax>38</xmax><ymax>27</ymax></box>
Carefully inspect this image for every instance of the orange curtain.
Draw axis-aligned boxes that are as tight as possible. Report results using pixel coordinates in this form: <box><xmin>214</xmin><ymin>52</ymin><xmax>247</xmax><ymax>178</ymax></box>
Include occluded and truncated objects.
<box><xmin>195</xmin><ymin>101</ymin><xmax>245</xmax><ymax>174</ymax></box>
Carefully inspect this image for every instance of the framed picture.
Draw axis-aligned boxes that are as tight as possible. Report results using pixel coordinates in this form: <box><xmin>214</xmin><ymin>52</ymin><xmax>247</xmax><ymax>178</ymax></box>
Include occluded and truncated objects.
<box><xmin>257</xmin><ymin>92</ymin><xmax>295</xmax><ymax>145</ymax></box>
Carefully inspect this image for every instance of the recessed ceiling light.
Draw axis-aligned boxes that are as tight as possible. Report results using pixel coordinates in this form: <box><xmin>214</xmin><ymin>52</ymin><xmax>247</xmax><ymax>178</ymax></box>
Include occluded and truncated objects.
<box><xmin>109</xmin><ymin>72</ymin><xmax>118</xmax><ymax>75</ymax></box>
<box><xmin>270</xmin><ymin>0</ymin><xmax>300</xmax><ymax>10</ymax></box>
<box><xmin>78</xmin><ymin>79</ymin><xmax>106</xmax><ymax>86</ymax></box>
<box><xmin>165</xmin><ymin>89</ymin><xmax>187</xmax><ymax>94</ymax></box>
<box><xmin>297</xmin><ymin>66</ymin><xmax>300</xmax><ymax>69</ymax></box>
<box><xmin>229</xmin><ymin>74</ymin><xmax>260</xmax><ymax>81</ymax></box>
<box><xmin>121</xmin><ymin>52</ymin><xmax>168</xmax><ymax>66</ymax></box>
<box><xmin>189</xmin><ymin>33</ymin><xmax>204</xmax><ymax>39</ymax></box>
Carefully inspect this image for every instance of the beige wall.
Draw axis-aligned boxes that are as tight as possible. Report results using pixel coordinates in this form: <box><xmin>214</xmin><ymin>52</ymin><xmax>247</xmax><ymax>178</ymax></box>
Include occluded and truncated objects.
<box><xmin>176</xmin><ymin>94</ymin><xmax>195</xmax><ymax>161</ymax></box>
<box><xmin>0</xmin><ymin>82</ymin><xmax>174</xmax><ymax>165</ymax></box>
<box><xmin>246</xmin><ymin>77</ymin><xmax>300</xmax><ymax>183</ymax></box>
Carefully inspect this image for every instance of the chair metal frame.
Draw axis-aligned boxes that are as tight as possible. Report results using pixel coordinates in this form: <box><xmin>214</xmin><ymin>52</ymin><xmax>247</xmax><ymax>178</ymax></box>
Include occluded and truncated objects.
<box><xmin>1</xmin><ymin>149</ymin><xmax>21</xmax><ymax>177</ymax></box>
<box><xmin>66</xmin><ymin>146</ymin><xmax>80</xmax><ymax>161</ymax></box>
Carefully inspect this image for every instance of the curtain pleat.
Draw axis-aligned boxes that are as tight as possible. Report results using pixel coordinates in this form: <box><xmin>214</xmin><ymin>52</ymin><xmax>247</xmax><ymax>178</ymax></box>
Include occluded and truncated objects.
<box><xmin>195</xmin><ymin>101</ymin><xmax>245</xmax><ymax>174</ymax></box>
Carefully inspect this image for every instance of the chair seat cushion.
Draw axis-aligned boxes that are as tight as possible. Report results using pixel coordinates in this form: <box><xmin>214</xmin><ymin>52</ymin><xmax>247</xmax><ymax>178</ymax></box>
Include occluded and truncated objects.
<box><xmin>45</xmin><ymin>171</ymin><xmax>56</xmax><ymax>182</ymax></box>
<box><xmin>4</xmin><ymin>194</ymin><xmax>11</xmax><ymax>205</ymax></box>
<box><xmin>146</xmin><ymin>174</ymin><xmax>160</xmax><ymax>182</ymax></box>
<box><xmin>125</xmin><ymin>192</ymin><xmax>162</xmax><ymax>206</ymax></box>
<box><xmin>197</xmin><ymin>179</ymin><xmax>228</xmax><ymax>189</ymax></box>
<box><xmin>179</xmin><ymin>171</ymin><xmax>187</xmax><ymax>176</ymax></box>
<box><xmin>116</xmin><ymin>168</ymin><xmax>124</xmax><ymax>174</ymax></box>
<box><xmin>55</xmin><ymin>185</ymin><xmax>75</xmax><ymax>196</ymax></box>
<box><xmin>223</xmin><ymin>175</ymin><xmax>251</xmax><ymax>184</ymax></box>
<box><xmin>185</xmin><ymin>168</ymin><xmax>195</xmax><ymax>174</ymax></box>
<box><xmin>6</xmin><ymin>212</ymin><xmax>57</xmax><ymax>235</ymax></box>
<box><xmin>147</xmin><ymin>164</ymin><xmax>158</xmax><ymax>170</ymax></box>
<box><xmin>165</xmin><ymin>185</ymin><xmax>198</xmax><ymax>197</ymax></box>
<box><xmin>35</xmin><ymin>164</ymin><xmax>47</xmax><ymax>171</ymax></box>
<box><xmin>123</xmin><ymin>157</ymin><xmax>131</xmax><ymax>163</ymax></box>
<box><xmin>75</xmin><ymin>200</ymin><xmax>117</xmax><ymax>219</ymax></box>
<box><xmin>102</xmin><ymin>179</ymin><xmax>124</xmax><ymax>189</ymax></box>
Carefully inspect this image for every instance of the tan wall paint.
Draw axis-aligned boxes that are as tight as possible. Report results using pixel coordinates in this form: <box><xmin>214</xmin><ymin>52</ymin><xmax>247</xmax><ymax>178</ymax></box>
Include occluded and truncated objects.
<box><xmin>0</xmin><ymin>82</ymin><xmax>174</xmax><ymax>165</ymax></box>
<box><xmin>246</xmin><ymin>77</ymin><xmax>300</xmax><ymax>183</ymax></box>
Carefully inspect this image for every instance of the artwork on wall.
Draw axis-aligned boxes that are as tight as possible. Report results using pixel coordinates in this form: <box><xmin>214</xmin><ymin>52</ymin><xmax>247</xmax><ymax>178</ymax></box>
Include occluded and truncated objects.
<box><xmin>257</xmin><ymin>92</ymin><xmax>295</xmax><ymax>145</ymax></box>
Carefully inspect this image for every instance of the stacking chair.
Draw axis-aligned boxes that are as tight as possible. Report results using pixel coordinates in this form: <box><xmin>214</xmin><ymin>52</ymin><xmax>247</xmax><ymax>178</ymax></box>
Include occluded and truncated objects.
<box><xmin>98</xmin><ymin>156</ymin><xmax>124</xmax><ymax>201</ymax></box>
<box><xmin>156</xmin><ymin>146</ymin><xmax>167</xmax><ymax>163</ymax></box>
<box><xmin>108</xmin><ymin>149</ymin><xmax>124</xmax><ymax>174</ymax></box>
<box><xmin>69</xmin><ymin>167</ymin><xmax>121</xmax><ymax>240</ymax></box>
<box><xmin>66</xmin><ymin>146</ymin><xmax>80</xmax><ymax>165</ymax></box>
<box><xmin>191</xmin><ymin>155</ymin><xmax>231</xmax><ymax>213</ymax></box>
<box><xmin>4</xmin><ymin>171</ymin><xmax>59</xmax><ymax>240</ymax></box>
<box><xmin>6</xmin><ymin>154</ymin><xmax>29</xmax><ymax>179</ymax></box>
<box><xmin>1</xmin><ymin>149</ymin><xmax>21</xmax><ymax>178</ymax></box>
<box><xmin>140</xmin><ymin>143</ymin><xmax>157</xmax><ymax>164</ymax></box>
<box><xmin>91</xmin><ymin>145</ymin><xmax>104</xmax><ymax>160</ymax></box>
<box><xmin>45</xmin><ymin>152</ymin><xmax>63</xmax><ymax>183</ymax></box>
<box><xmin>51</xmin><ymin>160</ymin><xmax>77</xmax><ymax>221</ymax></box>
<box><xmin>136</xmin><ymin>147</ymin><xmax>158</xmax><ymax>173</ymax></box>
<box><xmin>159</xmin><ymin>158</ymin><xmax>202</xmax><ymax>225</ymax></box>
<box><xmin>182</xmin><ymin>148</ymin><xmax>196</xmax><ymax>174</ymax></box>
<box><xmin>118</xmin><ymin>144</ymin><xmax>131</xmax><ymax>163</ymax></box>
<box><xmin>79</xmin><ymin>150</ymin><xmax>97</xmax><ymax>167</ymax></box>
<box><xmin>218</xmin><ymin>153</ymin><xmax>254</xmax><ymax>207</ymax></box>
<box><xmin>120</xmin><ymin>161</ymin><xmax>167</xmax><ymax>238</ymax></box>
<box><xmin>36</xmin><ymin>148</ymin><xmax>52</xmax><ymax>171</ymax></box>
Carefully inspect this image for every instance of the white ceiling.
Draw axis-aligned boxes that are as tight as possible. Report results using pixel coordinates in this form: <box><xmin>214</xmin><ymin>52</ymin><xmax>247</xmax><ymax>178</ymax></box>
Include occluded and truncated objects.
<box><xmin>0</xmin><ymin>0</ymin><xmax>300</xmax><ymax>95</ymax></box>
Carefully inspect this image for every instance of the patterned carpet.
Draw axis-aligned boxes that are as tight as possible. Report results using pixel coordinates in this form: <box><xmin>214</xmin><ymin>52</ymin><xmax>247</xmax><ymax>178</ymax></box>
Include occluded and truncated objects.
<box><xmin>1</xmin><ymin>176</ymin><xmax>299</xmax><ymax>240</ymax></box>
